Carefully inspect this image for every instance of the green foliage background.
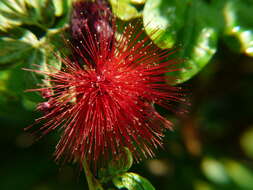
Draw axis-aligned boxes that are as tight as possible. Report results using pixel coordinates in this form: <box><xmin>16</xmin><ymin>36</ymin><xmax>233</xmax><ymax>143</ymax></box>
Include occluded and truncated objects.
<box><xmin>1</xmin><ymin>0</ymin><xmax>253</xmax><ymax>189</ymax></box>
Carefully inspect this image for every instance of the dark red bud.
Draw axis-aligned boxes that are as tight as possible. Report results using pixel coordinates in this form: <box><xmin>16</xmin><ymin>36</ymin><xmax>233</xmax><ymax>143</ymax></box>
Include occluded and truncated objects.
<box><xmin>70</xmin><ymin>0</ymin><xmax>113</xmax><ymax>44</ymax></box>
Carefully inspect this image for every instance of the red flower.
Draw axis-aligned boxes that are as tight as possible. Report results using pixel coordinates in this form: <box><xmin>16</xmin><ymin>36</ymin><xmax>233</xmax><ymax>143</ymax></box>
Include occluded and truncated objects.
<box><xmin>27</xmin><ymin>2</ymin><xmax>186</xmax><ymax>168</ymax></box>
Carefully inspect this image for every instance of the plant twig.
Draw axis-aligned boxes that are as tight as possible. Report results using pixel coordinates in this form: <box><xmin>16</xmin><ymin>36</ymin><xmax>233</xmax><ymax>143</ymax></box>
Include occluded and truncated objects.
<box><xmin>82</xmin><ymin>159</ymin><xmax>104</xmax><ymax>190</ymax></box>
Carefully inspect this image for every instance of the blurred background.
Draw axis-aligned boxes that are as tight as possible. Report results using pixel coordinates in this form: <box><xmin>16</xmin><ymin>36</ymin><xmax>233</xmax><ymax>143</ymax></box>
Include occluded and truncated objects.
<box><xmin>1</xmin><ymin>0</ymin><xmax>253</xmax><ymax>189</ymax></box>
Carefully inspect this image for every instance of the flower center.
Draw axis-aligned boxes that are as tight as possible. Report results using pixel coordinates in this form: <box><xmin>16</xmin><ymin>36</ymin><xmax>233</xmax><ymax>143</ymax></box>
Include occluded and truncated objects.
<box><xmin>90</xmin><ymin>73</ymin><xmax>110</xmax><ymax>95</ymax></box>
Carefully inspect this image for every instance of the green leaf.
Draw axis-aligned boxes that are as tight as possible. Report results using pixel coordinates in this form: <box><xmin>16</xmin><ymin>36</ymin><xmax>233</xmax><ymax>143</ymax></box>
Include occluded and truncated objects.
<box><xmin>194</xmin><ymin>180</ymin><xmax>215</xmax><ymax>190</ymax></box>
<box><xmin>113</xmin><ymin>172</ymin><xmax>155</xmax><ymax>190</ymax></box>
<box><xmin>109</xmin><ymin>0</ymin><xmax>142</xmax><ymax>20</ymax></box>
<box><xmin>131</xmin><ymin>0</ymin><xmax>146</xmax><ymax>4</ymax></box>
<box><xmin>52</xmin><ymin>0</ymin><xmax>71</xmax><ymax>17</ymax></box>
<box><xmin>223</xmin><ymin>0</ymin><xmax>253</xmax><ymax>56</ymax></box>
<box><xmin>0</xmin><ymin>0</ymin><xmax>36</xmax><ymax>26</ymax></box>
<box><xmin>172</xmin><ymin>27</ymin><xmax>217</xmax><ymax>84</ymax></box>
<box><xmin>165</xmin><ymin>0</ymin><xmax>218</xmax><ymax>84</ymax></box>
<box><xmin>0</xmin><ymin>49</ymin><xmax>44</xmax><ymax>111</ymax></box>
<box><xmin>0</xmin><ymin>0</ymin><xmax>55</xmax><ymax>29</ymax></box>
<box><xmin>22</xmin><ymin>49</ymin><xmax>45</xmax><ymax>105</ymax></box>
<box><xmin>0</xmin><ymin>28</ymin><xmax>45</xmax><ymax>104</ymax></box>
<box><xmin>143</xmin><ymin>0</ymin><xmax>189</xmax><ymax>49</ymax></box>
<box><xmin>201</xmin><ymin>157</ymin><xmax>230</xmax><ymax>185</ymax></box>
<box><xmin>0</xmin><ymin>40</ymin><xmax>32</xmax><ymax>67</ymax></box>
<box><xmin>240</xmin><ymin>127</ymin><xmax>253</xmax><ymax>159</ymax></box>
<box><xmin>0</xmin><ymin>26</ymin><xmax>27</xmax><ymax>39</ymax></box>
<box><xmin>0</xmin><ymin>14</ymin><xmax>19</xmax><ymax>33</ymax></box>
<box><xmin>201</xmin><ymin>158</ymin><xmax>253</xmax><ymax>189</ymax></box>
<box><xmin>6</xmin><ymin>48</ymin><xmax>44</xmax><ymax>102</ymax></box>
<box><xmin>40</xmin><ymin>28</ymin><xmax>67</xmax><ymax>77</ymax></box>
<box><xmin>0</xmin><ymin>29</ymin><xmax>39</xmax><ymax>68</ymax></box>
<box><xmin>45</xmin><ymin>27</ymin><xmax>70</xmax><ymax>53</ymax></box>
<box><xmin>29</xmin><ymin>0</ymin><xmax>56</xmax><ymax>28</ymax></box>
<box><xmin>224</xmin><ymin>160</ymin><xmax>253</xmax><ymax>189</ymax></box>
<box><xmin>43</xmin><ymin>49</ymin><xmax>62</xmax><ymax>74</ymax></box>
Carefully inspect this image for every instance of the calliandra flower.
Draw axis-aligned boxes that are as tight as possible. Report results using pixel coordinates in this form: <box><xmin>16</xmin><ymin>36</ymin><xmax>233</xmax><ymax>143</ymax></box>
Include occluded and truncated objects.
<box><xmin>26</xmin><ymin>1</ymin><xmax>186</xmax><ymax>168</ymax></box>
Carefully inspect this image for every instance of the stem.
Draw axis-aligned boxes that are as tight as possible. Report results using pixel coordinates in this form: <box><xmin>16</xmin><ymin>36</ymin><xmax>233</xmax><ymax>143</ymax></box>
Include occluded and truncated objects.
<box><xmin>82</xmin><ymin>159</ymin><xmax>104</xmax><ymax>190</ymax></box>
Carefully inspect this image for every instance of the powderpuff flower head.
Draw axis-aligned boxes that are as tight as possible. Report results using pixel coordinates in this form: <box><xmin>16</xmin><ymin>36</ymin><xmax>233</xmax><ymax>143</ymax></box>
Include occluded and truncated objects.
<box><xmin>26</xmin><ymin>0</ymin><xmax>186</xmax><ymax>168</ymax></box>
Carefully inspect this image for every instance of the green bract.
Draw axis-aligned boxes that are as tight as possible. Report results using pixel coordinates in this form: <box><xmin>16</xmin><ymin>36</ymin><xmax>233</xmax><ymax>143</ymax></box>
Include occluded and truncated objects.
<box><xmin>98</xmin><ymin>148</ymin><xmax>133</xmax><ymax>183</ymax></box>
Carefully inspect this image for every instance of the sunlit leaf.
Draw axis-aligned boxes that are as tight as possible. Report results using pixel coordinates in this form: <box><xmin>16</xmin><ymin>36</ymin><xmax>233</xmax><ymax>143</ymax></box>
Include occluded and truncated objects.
<box><xmin>171</xmin><ymin>27</ymin><xmax>217</xmax><ymax>84</ymax></box>
<box><xmin>113</xmin><ymin>172</ymin><xmax>155</xmax><ymax>190</ymax></box>
<box><xmin>194</xmin><ymin>180</ymin><xmax>215</xmax><ymax>190</ymax></box>
<box><xmin>143</xmin><ymin>0</ymin><xmax>189</xmax><ymax>49</ymax></box>
<box><xmin>0</xmin><ymin>14</ymin><xmax>19</xmax><ymax>33</ymax></box>
<box><xmin>109</xmin><ymin>0</ymin><xmax>141</xmax><ymax>20</ymax></box>
<box><xmin>52</xmin><ymin>0</ymin><xmax>70</xmax><ymax>17</ymax></box>
<box><xmin>164</xmin><ymin>0</ymin><xmax>218</xmax><ymax>84</ymax></box>
<box><xmin>240</xmin><ymin>126</ymin><xmax>253</xmax><ymax>159</ymax></box>
<box><xmin>201</xmin><ymin>157</ymin><xmax>230</xmax><ymax>185</ymax></box>
<box><xmin>131</xmin><ymin>0</ymin><xmax>146</xmax><ymax>4</ymax></box>
<box><xmin>224</xmin><ymin>160</ymin><xmax>253</xmax><ymax>189</ymax></box>
<box><xmin>223</xmin><ymin>0</ymin><xmax>253</xmax><ymax>56</ymax></box>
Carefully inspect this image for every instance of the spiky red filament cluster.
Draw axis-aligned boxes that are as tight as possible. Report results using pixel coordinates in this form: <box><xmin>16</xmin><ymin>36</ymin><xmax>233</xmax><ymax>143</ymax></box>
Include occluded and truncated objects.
<box><xmin>27</xmin><ymin>21</ymin><xmax>185</xmax><ymax>167</ymax></box>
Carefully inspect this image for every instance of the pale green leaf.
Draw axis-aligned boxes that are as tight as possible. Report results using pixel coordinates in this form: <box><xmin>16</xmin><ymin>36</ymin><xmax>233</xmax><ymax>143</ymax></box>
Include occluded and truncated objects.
<box><xmin>201</xmin><ymin>157</ymin><xmax>230</xmax><ymax>185</ymax></box>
